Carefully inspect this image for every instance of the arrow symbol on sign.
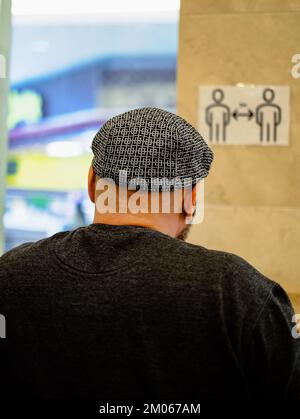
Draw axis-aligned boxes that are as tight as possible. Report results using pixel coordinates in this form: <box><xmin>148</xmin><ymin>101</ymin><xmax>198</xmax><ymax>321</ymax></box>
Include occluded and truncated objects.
<box><xmin>232</xmin><ymin>109</ymin><xmax>254</xmax><ymax>120</ymax></box>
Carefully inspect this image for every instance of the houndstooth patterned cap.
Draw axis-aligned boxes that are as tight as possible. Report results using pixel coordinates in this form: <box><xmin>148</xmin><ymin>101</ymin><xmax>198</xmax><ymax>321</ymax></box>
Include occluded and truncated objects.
<box><xmin>91</xmin><ymin>107</ymin><xmax>213</xmax><ymax>191</ymax></box>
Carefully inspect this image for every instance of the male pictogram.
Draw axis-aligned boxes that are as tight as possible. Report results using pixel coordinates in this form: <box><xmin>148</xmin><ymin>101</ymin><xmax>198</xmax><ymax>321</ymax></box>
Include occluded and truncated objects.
<box><xmin>205</xmin><ymin>89</ymin><xmax>231</xmax><ymax>142</ymax></box>
<box><xmin>256</xmin><ymin>88</ymin><xmax>281</xmax><ymax>143</ymax></box>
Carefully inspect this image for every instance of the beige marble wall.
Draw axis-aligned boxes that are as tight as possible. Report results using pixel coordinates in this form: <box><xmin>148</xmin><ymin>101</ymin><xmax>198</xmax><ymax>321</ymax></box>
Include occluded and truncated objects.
<box><xmin>177</xmin><ymin>0</ymin><xmax>300</xmax><ymax>296</ymax></box>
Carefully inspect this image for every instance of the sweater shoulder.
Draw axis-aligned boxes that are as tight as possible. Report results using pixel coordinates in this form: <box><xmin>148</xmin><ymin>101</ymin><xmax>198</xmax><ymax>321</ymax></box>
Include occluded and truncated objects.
<box><xmin>0</xmin><ymin>231</ymin><xmax>67</xmax><ymax>276</ymax></box>
<box><xmin>162</xmin><ymin>237</ymin><xmax>276</xmax><ymax>295</ymax></box>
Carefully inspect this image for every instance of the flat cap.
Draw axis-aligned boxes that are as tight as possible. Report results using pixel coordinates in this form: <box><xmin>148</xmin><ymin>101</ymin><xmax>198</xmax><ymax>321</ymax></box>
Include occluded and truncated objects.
<box><xmin>91</xmin><ymin>107</ymin><xmax>213</xmax><ymax>191</ymax></box>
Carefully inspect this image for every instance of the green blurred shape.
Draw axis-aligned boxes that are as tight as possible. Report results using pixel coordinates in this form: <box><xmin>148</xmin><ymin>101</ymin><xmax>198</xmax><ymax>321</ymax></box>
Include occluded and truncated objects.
<box><xmin>8</xmin><ymin>89</ymin><xmax>43</xmax><ymax>129</ymax></box>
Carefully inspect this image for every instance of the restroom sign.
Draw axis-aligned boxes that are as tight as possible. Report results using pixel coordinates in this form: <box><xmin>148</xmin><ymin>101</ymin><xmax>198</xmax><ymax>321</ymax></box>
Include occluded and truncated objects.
<box><xmin>198</xmin><ymin>85</ymin><xmax>290</xmax><ymax>146</ymax></box>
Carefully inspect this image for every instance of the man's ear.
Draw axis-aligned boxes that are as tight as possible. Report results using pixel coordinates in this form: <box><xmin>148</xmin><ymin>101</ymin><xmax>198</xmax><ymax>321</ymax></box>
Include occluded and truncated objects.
<box><xmin>88</xmin><ymin>165</ymin><xmax>96</xmax><ymax>203</ymax></box>
<box><xmin>192</xmin><ymin>182</ymin><xmax>201</xmax><ymax>207</ymax></box>
<box><xmin>183</xmin><ymin>183</ymin><xmax>200</xmax><ymax>218</ymax></box>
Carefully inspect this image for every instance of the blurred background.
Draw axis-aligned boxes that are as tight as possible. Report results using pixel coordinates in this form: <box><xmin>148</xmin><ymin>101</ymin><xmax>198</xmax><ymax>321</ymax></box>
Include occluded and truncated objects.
<box><xmin>1</xmin><ymin>0</ymin><xmax>179</xmax><ymax>251</ymax></box>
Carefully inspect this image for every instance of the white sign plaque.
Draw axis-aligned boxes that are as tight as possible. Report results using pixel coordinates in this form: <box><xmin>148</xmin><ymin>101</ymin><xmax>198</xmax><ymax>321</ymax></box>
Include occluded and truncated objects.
<box><xmin>198</xmin><ymin>85</ymin><xmax>290</xmax><ymax>146</ymax></box>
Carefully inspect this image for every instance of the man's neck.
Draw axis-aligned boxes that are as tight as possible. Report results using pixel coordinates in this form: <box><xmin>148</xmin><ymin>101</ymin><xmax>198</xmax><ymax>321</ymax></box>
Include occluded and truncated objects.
<box><xmin>92</xmin><ymin>212</ymin><xmax>183</xmax><ymax>238</ymax></box>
